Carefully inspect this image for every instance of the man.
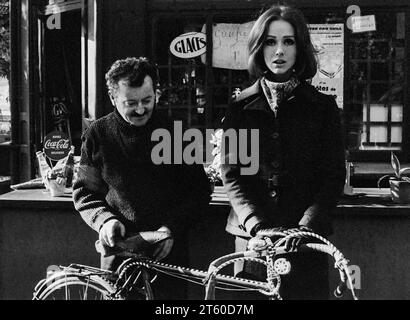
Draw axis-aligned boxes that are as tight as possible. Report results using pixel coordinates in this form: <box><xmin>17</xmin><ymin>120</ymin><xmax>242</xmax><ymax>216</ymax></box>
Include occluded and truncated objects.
<box><xmin>73</xmin><ymin>57</ymin><xmax>211</xmax><ymax>297</ymax></box>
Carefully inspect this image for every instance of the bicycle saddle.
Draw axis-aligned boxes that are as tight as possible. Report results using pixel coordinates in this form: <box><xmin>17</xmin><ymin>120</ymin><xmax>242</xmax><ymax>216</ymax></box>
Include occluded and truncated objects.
<box><xmin>95</xmin><ymin>231</ymin><xmax>172</xmax><ymax>258</ymax></box>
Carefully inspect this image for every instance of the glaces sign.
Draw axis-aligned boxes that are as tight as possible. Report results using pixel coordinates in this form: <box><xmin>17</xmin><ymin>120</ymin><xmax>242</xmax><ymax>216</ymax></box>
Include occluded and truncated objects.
<box><xmin>44</xmin><ymin>131</ymin><xmax>70</xmax><ymax>161</ymax></box>
<box><xmin>170</xmin><ymin>32</ymin><xmax>206</xmax><ymax>59</ymax></box>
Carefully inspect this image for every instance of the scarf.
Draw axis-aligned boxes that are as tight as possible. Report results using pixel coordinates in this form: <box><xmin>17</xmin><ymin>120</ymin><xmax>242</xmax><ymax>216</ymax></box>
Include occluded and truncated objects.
<box><xmin>261</xmin><ymin>75</ymin><xmax>300</xmax><ymax>117</ymax></box>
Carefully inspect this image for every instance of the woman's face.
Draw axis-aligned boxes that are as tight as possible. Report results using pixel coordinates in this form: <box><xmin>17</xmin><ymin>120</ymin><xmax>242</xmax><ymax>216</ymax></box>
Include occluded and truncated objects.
<box><xmin>263</xmin><ymin>19</ymin><xmax>297</xmax><ymax>82</ymax></box>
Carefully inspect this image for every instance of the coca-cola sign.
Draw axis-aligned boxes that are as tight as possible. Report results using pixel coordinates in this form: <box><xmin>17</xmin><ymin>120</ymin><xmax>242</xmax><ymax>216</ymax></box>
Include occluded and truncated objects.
<box><xmin>44</xmin><ymin>131</ymin><xmax>70</xmax><ymax>160</ymax></box>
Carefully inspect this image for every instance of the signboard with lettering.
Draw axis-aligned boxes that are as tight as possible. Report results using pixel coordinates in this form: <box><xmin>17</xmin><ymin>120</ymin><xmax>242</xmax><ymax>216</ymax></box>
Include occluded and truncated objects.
<box><xmin>308</xmin><ymin>24</ymin><xmax>344</xmax><ymax>109</ymax></box>
<box><xmin>44</xmin><ymin>131</ymin><xmax>71</xmax><ymax>161</ymax></box>
<box><xmin>201</xmin><ymin>22</ymin><xmax>254</xmax><ymax>70</ymax></box>
<box><xmin>170</xmin><ymin>32</ymin><xmax>206</xmax><ymax>59</ymax></box>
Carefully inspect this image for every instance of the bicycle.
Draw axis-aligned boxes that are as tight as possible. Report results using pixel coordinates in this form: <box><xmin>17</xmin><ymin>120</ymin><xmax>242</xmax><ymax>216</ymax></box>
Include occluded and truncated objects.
<box><xmin>32</xmin><ymin>229</ymin><xmax>359</xmax><ymax>300</ymax></box>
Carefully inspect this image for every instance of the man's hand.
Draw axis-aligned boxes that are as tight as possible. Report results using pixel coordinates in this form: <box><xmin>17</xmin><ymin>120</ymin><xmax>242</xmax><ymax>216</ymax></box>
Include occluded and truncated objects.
<box><xmin>153</xmin><ymin>226</ymin><xmax>174</xmax><ymax>261</ymax></box>
<box><xmin>99</xmin><ymin>219</ymin><xmax>126</xmax><ymax>247</ymax></box>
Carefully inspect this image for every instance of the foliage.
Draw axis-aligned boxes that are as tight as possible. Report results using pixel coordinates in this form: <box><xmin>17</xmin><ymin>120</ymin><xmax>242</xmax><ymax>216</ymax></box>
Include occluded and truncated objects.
<box><xmin>205</xmin><ymin>129</ymin><xmax>223</xmax><ymax>183</ymax></box>
<box><xmin>377</xmin><ymin>152</ymin><xmax>410</xmax><ymax>188</ymax></box>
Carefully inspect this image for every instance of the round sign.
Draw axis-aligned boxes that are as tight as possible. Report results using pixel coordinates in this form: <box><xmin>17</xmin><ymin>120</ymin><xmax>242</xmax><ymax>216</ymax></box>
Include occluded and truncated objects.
<box><xmin>170</xmin><ymin>32</ymin><xmax>207</xmax><ymax>59</ymax></box>
<box><xmin>44</xmin><ymin>131</ymin><xmax>71</xmax><ymax>161</ymax></box>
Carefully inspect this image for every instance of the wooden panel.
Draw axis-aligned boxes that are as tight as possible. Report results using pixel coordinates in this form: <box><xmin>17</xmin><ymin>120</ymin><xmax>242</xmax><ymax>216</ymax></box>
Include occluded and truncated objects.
<box><xmin>0</xmin><ymin>207</ymin><xmax>99</xmax><ymax>300</ymax></box>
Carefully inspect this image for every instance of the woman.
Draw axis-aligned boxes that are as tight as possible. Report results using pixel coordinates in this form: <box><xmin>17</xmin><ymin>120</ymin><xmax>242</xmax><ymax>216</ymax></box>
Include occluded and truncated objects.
<box><xmin>221</xmin><ymin>5</ymin><xmax>346</xmax><ymax>299</ymax></box>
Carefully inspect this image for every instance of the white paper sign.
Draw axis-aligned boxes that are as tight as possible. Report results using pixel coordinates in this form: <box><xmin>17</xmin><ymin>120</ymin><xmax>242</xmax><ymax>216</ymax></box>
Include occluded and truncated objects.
<box><xmin>201</xmin><ymin>22</ymin><xmax>254</xmax><ymax>70</ymax></box>
<box><xmin>309</xmin><ymin>24</ymin><xmax>344</xmax><ymax>109</ymax></box>
<box><xmin>352</xmin><ymin>15</ymin><xmax>376</xmax><ymax>33</ymax></box>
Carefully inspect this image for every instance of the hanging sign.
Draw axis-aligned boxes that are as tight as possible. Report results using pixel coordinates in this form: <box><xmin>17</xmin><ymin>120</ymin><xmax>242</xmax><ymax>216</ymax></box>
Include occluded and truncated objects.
<box><xmin>308</xmin><ymin>24</ymin><xmax>344</xmax><ymax>109</ymax></box>
<box><xmin>170</xmin><ymin>32</ymin><xmax>207</xmax><ymax>59</ymax></box>
<box><xmin>44</xmin><ymin>131</ymin><xmax>70</xmax><ymax>161</ymax></box>
<box><xmin>201</xmin><ymin>22</ymin><xmax>254</xmax><ymax>70</ymax></box>
<box><xmin>351</xmin><ymin>15</ymin><xmax>376</xmax><ymax>33</ymax></box>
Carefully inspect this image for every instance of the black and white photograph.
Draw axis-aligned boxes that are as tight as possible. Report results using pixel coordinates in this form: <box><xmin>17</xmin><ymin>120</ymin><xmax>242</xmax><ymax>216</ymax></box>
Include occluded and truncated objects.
<box><xmin>0</xmin><ymin>0</ymin><xmax>409</xmax><ymax>305</ymax></box>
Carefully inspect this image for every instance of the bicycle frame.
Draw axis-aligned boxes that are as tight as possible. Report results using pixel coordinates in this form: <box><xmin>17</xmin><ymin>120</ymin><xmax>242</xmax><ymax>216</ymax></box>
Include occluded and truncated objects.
<box><xmin>32</xmin><ymin>232</ymin><xmax>359</xmax><ymax>300</ymax></box>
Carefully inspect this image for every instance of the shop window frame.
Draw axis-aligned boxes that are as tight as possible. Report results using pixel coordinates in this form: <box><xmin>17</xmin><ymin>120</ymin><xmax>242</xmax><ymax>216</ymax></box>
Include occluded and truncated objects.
<box><xmin>147</xmin><ymin>6</ymin><xmax>410</xmax><ymax>163</ymax></box>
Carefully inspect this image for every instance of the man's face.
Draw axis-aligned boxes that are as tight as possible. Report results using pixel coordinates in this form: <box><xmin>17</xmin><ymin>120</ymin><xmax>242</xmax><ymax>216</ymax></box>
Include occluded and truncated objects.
<box><xmin>111</xmin><ymin>75</ymin><xmax>156</xmax><ymax>127</ymax></box>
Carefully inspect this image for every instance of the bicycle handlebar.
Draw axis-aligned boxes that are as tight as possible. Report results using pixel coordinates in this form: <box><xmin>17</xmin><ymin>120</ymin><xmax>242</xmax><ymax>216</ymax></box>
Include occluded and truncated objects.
<box><xmin>205</xmin><ymin>237</ymin><xmax>358</xmax><ymax>300</ymax></box>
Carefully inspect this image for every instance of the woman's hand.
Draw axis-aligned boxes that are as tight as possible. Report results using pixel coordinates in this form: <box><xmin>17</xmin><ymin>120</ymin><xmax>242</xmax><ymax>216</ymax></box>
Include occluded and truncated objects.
<box><xmin>248</xmin><ymin>226</ymin><xmax>313</xmax><ymax>252</ymax></box>
<box><xmin>153</xmin><ymin>226</ymin><xmax>174</xmax><ymax>261</ymax></box>
<box><xmin>247</xmin><ymin>227</ymin><xmax>286</xmax><ymax>251</ymax></box>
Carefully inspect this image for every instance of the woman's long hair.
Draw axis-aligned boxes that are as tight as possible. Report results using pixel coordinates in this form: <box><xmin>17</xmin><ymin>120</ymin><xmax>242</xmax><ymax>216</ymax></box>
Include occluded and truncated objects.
<box><xmin>247</xmin><ymin>5</ymin><xmax>317</xmax><ymax>80</ymax></box>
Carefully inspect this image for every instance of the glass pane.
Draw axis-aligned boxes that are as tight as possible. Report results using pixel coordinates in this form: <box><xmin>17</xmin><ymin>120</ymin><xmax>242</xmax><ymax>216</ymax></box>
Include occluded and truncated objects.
<box><xmin>369</xmin><ymin>104</ymin><xmax>388</xmax><ymax>122</ymax></box>
<box><xmin>369</xmin><ymin>126</ymin><xmax>387</xmax><ymax>143</ymax></box>
<box><xmin>371</xmin><ymin>62</ymin><xmax>389</xmax><ymax>81</ymax></box>
<box><xmin>214</xmin><ymin>69</ymin><xmax>229</xmax><ymax>85</ymax></box>
<box><xmin>375</xmin><ymin>83</ymin><xmax>403</xmax><ymax>104</ymax></box>
<box><xmin>349</xmin><ymin>40</ymin><xmax>368</xmax><ymax>59</ymax></box>
<box><xmin>391</xmin><ymin>104</ymin><xmax>403</xmax><ymax>122</ymax></box>
<box><xmin>232</xmin><ymin>70</ymin><xmax>250</xmax><ymax>87</ymax></box>
<box><xmin>349</xmin><ymin>84</ymin><xmax>366</xmax><ymax>102</ymax></box>
<box><xmin>368</xmin><ymin>40</ymin><xmax>390</xmax><ymax>60</ymax></box>
<box><xmin>213</xmin><ymin>87</ymin><xmax>229</xmax><ymax>105</ymax></box>
<box><xmin>0</xmin><ymin>77</ymin><xmax>10</xmax><ymax>143</ymax></box>
<box><xmin>394</xmin><ymin>47</ymin><xmax>405</xmax><ymax>60</ymax></box>
<box><xmin>349</xmin><ymin>62</ymin><xmax>367</xmax><ymax>81</ymax></box>
<box><xmin>391</xmin><ymin>126</ymin><xmax>402</xmax><ymax>143</ymax></box>
<box><xmin>370</xmin><ymin>83</ymin><xmax>390</xmax><ymax>103</ymax></box>
<box><xmin>393</xmin><ymin>60</ymin><xmax>404</xmax><ymax>79</ymax></box>
<box><xmin>395</xmin><ymin>12</ymin><xmax>405</xmax><ymax>40</ymax></box>
<box><xmin>0</xmin><ymin>0</ymin><xmax>10</xmax><ymax>144</ymax></box>
<box><xmin>361</xmin><ymin>125</ymin><xmax>367</xmax><ymax>144</ymax></box>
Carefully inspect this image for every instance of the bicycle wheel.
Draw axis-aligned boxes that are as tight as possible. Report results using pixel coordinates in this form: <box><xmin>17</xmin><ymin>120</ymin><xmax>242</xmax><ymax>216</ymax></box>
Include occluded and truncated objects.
<box><xmin>34</xmin><ymin>271</ymin><xmax>115</xmax><ymax>300</ymax></box>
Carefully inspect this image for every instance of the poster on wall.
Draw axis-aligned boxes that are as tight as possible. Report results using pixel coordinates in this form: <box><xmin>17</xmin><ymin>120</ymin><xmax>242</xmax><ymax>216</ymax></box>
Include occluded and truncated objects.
<box><xmin>201</xmin><ymin>22</ymin><xmax>254</xmax><ymax>70</ymax></box>
<box><xmin>308</xmin><ymin>24</ymin><xmax>344</xmax><ymax>109</ymax></box>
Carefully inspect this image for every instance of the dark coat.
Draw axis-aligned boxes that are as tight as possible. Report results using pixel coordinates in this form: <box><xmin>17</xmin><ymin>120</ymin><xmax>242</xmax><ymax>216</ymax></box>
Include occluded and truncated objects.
<box><xmin>221</xmin><ymin>79</ymin><xmax>346</xmax><ymax>237</ymax></box>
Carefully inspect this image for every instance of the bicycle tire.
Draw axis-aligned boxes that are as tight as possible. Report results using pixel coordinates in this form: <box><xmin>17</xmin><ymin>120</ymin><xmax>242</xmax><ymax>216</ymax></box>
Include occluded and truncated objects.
<box><xmin>33</xmin><ymin>271</ymin><xmax>115</xmax><ymax>300</ymax></box>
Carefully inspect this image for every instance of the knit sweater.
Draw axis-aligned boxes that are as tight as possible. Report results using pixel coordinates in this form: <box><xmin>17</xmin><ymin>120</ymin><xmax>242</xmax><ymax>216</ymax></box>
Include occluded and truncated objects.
<box><xmin>72</xmin><ymin>108</ymin><xmax>212</xmax><ymax>235</ymax></box>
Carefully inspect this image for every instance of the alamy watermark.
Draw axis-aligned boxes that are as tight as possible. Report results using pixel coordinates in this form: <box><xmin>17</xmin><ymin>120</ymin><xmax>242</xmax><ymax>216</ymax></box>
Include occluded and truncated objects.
<box><xmin>46</xmin><ymin>13</ymin><xmax>61</xmax><ymax>30</ymax></box>
<box><xmin>151</xmin><ymin>121</ymin><xmax>259</xmax><ymax>175</ymax></box>
<box><xmin>347</xmin><ymin>264</ymin><xmax>361</xmax><ymax>290</ymax></box>
<box><xmin>346</xmin><ymin>5</ymin><xmax>361</xmax><ymax>31</ymax></box>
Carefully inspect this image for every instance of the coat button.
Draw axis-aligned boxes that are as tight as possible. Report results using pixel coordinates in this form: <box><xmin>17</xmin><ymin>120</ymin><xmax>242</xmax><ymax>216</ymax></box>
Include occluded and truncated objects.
<box><xmin>272</xmin><ymin>132</ymin><xmax>279</xmax><ymax>139</ymax></box>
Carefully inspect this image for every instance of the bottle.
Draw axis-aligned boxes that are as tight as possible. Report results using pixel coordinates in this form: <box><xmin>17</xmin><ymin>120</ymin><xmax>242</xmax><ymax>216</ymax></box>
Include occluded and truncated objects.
<box><xmin>36</xmin><ymin>151</ymin><xmax>51</xmax><ymax>190</ymax></box>
<box><xmin>63</xmin><ymin>146</ymin><xmax>75</xmax><ymax>188</ymax></box>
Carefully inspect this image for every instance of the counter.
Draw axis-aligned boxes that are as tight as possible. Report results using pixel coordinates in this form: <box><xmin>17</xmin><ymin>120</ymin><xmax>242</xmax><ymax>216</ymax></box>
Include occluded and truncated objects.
<box><xmin>0</xmin><ymin>187</ymin><xmax>409</xmax><ymax>300</ymax></box>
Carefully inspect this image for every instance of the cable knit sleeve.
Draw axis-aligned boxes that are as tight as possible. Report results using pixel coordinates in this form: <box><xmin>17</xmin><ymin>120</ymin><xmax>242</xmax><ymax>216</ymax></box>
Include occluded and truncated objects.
<box><xmin>72</xmin><ymin>127</ymin><xmax>116</xmax><ymax>233</ymax></box>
